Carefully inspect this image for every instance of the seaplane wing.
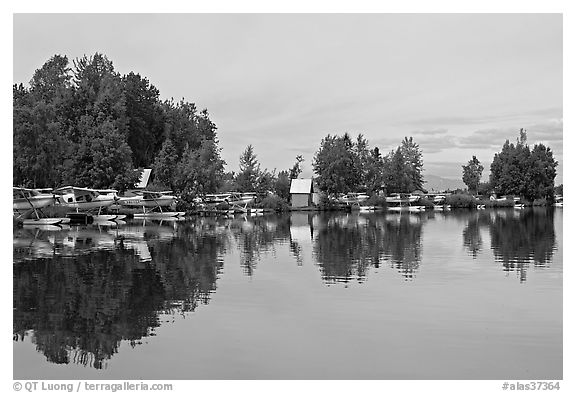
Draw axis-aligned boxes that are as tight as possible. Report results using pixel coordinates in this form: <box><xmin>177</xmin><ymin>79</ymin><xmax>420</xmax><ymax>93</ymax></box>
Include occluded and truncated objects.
<box><xmin>93</xmin><ymin>189</ymin><xmax>119</xmax><ymax>195</ymax></box>
<box><xmin>141</xmin><ymin>190</ymin><xmax>174</xmax><ymax>195</ymax></box>
<box><xmin>202</xmin><ymin>193</ymin><xmax>232</xmax><ymax>204</ymax></box>
<box><xmin>54</xmin><ymin>186</ymin><xmax>96</xmax><ymax>194</ymax></box>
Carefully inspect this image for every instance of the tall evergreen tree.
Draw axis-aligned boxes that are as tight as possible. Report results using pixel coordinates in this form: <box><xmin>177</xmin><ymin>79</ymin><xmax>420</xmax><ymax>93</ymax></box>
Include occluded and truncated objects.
<box><xmin>236</xmin><ymin>145</ymin><xmax>261</xmax><ymax>192</ymax></box>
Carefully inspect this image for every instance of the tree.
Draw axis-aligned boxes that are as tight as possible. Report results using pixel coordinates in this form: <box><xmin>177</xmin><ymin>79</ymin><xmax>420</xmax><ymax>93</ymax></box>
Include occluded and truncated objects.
<box><xmin>175</xmin><ymin>139</ymin><xmax>226</xmax><ymax>196</ymax></box>
<box><xmin>235</xmin><ymin>145</ymin><xmax>261</xmax><ymax>192</ymax></box>
<box><xmin>13</xmin><ymin>56</ymin><xmax>73</xmax><ymax>188</ymax></box>
<box><xmin>152</xmin><ymin>139</ymin><xmax>179</xmax><ymax>189</ymax></box>
<box><xmin>490</xmin><ymin>129</ymin><xmax>557</xmax><ymax>201</ymax></box>
<box><xmin>462</xmin><ymin>156</ymin><xmax>484</xmax><ymax>194</ymax></box>
<box><xmin>312</xmin><ymin>133</ymin><xmax>360</xmax><ymax>196</ymax></box>
<box><xmin>400</xmin><ymin>137</ymin><xmax>424</xmax><ymax>192</ymax></box>
<box><xmin>62</xmin><ymin>118</ymin><xmax>137</xmax><ymax>190</ymax></box>
<box><xmin>122</xmin><ymin>72</ymin><xmax>165</xmax><ymax>167</ymax></box>
<box><xmin>274</xmin><ymin>170</ymin><xmax>291</xmax><ymax>200</ymax></box>
<box><xmin>13</xmin><ymin>52</ymin><xmax>225</xmax><ymax>192</ymax></box>
<box><xmin>364</xmin><ymin>147</ymin><xmax>384</xmax><ymax>194</ymax></box>
<box><xmin>383</xmin><ymin>147</ymin><xmax>411</xmax><ymax>194</ymax></box>
<box><xmin>554</xmin><ymin>184</ymin><xmax>563</xmax><ymax>196</ymax></box>
<box><xmin>29</xmin><ymin>54</ymin><xmax>72</xmax><ymax>103</ymax></box>
<box><xmin>524</xmin><ymin>143</ymin><xmax>557</xmax><ymax>201</ymax></box>
<box><xmin>288</xmin><ymin>155</ymin><xmax>305</xmax><ymax>179</ymax></box>
<box><xmin>354</xmin><ymin>134</ymin><xmax>370</xmax><ymax>187</ymax></box>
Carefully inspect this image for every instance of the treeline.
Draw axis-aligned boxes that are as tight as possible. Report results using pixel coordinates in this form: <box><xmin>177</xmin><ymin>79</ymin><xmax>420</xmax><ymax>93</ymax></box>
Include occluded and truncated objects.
<box><xmin>13</xmin><ymin>53</ymin><xmax>225</xmax><ymax>193</ymax></box>
<box><xmin>14</xmin><ymin>53</ymin><xmax>559</xmax><ymax>204</ymax></box>
<box><xmin>461</xmin><ymin>129</ymin><xmax>558</xmax><ymax>201</ymax></box>
<box><xmin>312</xmin><ymin>133</ymin><xmax>424</xmax><ymax>196</ymax></box>
<box><xmin>13</xmin><ymin>53</ymin><xmax>312</xmax><ymax>203</ymax></box>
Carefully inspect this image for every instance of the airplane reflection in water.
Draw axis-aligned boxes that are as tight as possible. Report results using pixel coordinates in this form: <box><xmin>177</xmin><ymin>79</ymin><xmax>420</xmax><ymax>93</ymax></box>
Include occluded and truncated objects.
<box><xmin>13</xmin><ymin>219</ymin><xmax>184</xmax><ymax>263</ymax></box>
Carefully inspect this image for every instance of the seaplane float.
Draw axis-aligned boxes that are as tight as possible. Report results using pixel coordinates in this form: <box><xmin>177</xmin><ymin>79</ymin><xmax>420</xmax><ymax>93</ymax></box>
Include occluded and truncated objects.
<box><xmin>385</xmin><ymin>193</ymin><xmax>425</xmax><ymax>212</ymax></box>
<box><xmin>13</xmin><ymin>187</ymin><xmax>70</xmax><ymax>226</ymax></box>
<box><xmin>54</xmin><ymin>186</ymin><xmax>126</xmax><ymax>222</ymax></box>
<box><xmin>117</xmin><ymin>190</ymin><xmax>185</xmax><ymax>219</ymax></box>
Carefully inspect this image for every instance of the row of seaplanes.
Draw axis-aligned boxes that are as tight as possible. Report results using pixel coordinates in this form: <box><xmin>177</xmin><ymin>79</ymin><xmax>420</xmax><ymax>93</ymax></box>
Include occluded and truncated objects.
<box><xmin>117</xmin><ymin>190</ymin><xmax>185</xmax><ymax>218</ymax></box>
<box><xmin>14</xmin><ymin>186</ymin><xmax>186</xmax><ymax>226</ymax></box>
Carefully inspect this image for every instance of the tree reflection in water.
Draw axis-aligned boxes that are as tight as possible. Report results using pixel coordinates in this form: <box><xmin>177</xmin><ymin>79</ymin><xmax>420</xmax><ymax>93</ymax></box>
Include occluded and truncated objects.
<box><xmin>228</xmin><ymin>214</ymin><xmax>291</xmax><ymax>276</ymax></box>
<box><xmin>313</xmin><ymin>212</ymin><xmax>424</xmax><ymax>282</ymax></box>
<box><xmin>13</xmin><ymin>220</ymin><xmax>229</xmax><ymax>369</ymax></box>
<box><xmin>462</xmin><ymin>212</ymin><xmax>484</xmax><ymax>259</ymax></box>
<box><xmin>487</xmin><ymin>208</ymin><xmax>557</xmax><ymax>282</ymax></box>
<box><xmin>13</xmin><ymin>209</ymin><xmax>558</xmax><ymax>369</ymax></box>
<box><xmin>460</xmin><ymin>208</ymin><xmax>557</xmax><ymax>281</ymax></box>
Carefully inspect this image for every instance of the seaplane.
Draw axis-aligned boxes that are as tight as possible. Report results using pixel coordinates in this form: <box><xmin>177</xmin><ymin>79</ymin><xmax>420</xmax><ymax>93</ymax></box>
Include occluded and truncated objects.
<box><xmin>54</xmin><ymin>186</ymin><xmax>125</xmax><ymax>221</ymax></box>
<box><xmin>338</xmin><ymin>192</ymin><xmax>370</xmax><ymax>206</ymax></box>
<box><xmin>385</xmin><ymin>193</ymin><xmax>425</xmax><ymax>212</ymax></box>
<box><xmin>425</xmin><ymin>194</ymin><xmax>452</xmax><ymax>210</ymax></box>
<box><xmin>512</xmin><ymin>197</ymin><xmax>525</xmax><ymax>209</ymax></box>
<box><xmin>117</xmin><ymin>190</ymin><xmax>184</xmax><ymax>218</ymax></box>
<box><xmin>554</xmin><ymin>195</ymin><xmax>563</xmax><ymax>207</ymax></box>
<box><xmin>431</xmin><ymin>194</ymin><xmax>452</xmax><ymax>210</ymax></box>
<box><xmin>197</xmin><ymin>193</ymin><xmax>231</xmax><ymax>207</ymax></box>
<box><xmin>13</xmin><ymin>187</ymin><xmax>69</xmax><ymax>226</ymax></box>
<box><xmin>225</xmin><ymin>192</ymin><xmax>260</xmax><ymax>213</ymax></box>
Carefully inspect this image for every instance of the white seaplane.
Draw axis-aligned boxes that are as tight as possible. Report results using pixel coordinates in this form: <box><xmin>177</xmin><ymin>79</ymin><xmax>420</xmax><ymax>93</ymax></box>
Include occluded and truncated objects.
<box><xmin>512</xmin><ymin>197</ymin><xmax>525</xmax><ymax>209</ymax></box>
<box><xmin>13</xmin><ymin>187</ymin><xmax>69</xmax><ymax>226</ymax></box>
<box><xmin>385</xmin><ymin>193</ymin><xmax>425</xmax><ymax>212</ymax></box>
<box><xmin>554</xmin><ymin>195</ymin><xmax>563</xmax><ymax>207</ymax></box>
<box><xmin>118</xmin><ymin>190</ymin><xmax>184</xmax><ymax>218</ymax></box>
<box><xmin>54</xmin><ymin>186</ymin><xmax>126</xmax><ymax>221</ymax></box>
<box><xmin>226</xmin><ymin>192</ymin><xmax>261</xmax><ymax>213</ymax></box>
<box><xmin>197</xmin><ymin>193</ymin><xmax>231</xmax><ymax>209</ymax></box>
<box><xmin>337</xmin><ymin>192</ymin><xmax>370</xmax><ymax>206</ymax></box>
<box><xmin>427</xmin><ymin>194</ymin><xmax>452</xmax><ymax>210</ymax></box>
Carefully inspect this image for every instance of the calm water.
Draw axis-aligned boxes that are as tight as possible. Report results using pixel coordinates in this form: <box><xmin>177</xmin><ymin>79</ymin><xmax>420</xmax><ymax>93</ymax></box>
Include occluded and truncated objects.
<box><xmin>13</xmin><ymin>209</ymin><xmax>562</xmax><ymax>380</ymax></box>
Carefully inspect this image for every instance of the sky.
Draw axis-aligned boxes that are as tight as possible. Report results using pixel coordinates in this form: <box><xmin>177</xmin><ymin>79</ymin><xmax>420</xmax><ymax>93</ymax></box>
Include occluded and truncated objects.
<box><xmin>12</xmin><ymin>13</ymin><xmax>563</xmax><ymax>183</ymax></box>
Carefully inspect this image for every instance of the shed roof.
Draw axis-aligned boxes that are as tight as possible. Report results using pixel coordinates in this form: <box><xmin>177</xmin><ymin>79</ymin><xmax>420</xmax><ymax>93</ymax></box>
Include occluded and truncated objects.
<box><xmin>136</xmin><ymin>169</ymin><xmax>152</xmax><ymax>188</ymax></box>
<box><xmin>290</xmin><ymin>178</ymin><xmax>313</xmax><ymax>194</ymax></box>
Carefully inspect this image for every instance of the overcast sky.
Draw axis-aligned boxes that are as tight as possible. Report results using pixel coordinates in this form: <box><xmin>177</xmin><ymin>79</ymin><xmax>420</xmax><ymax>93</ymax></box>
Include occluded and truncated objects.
<box><xmin>13</xmin><ymin>13</ymin><xmax>563</xmax><ymax>183</ymax></box>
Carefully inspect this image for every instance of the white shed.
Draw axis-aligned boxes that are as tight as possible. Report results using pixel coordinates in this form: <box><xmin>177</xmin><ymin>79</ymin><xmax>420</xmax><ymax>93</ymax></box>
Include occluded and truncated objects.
<box><xmin>290</xmin><ymin>178</ymin><xmax>314</xmax><ymax>208</ymax></box>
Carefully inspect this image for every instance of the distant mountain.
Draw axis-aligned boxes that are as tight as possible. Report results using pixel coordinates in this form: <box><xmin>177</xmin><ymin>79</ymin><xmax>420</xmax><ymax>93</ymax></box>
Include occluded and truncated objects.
<box><xmin>424</xmin><ymin>174</ymin><xmax>466</xmax><ymax>192</ymax></box>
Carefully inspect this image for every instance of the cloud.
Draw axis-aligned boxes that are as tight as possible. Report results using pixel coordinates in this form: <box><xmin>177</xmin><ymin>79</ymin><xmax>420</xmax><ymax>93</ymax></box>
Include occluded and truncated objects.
<box><xmin>372</xmin><ymin>133</ymin><xmax>459</xmax><ymax>155</ymax></box>
<box><xmin>456</xmin><ymin>119</ymin><xmax>563</xmax><ymax>150</ymax></box>
<box><xmin>413</xmin><ymin>128</ymin><xmax>449</xmax><ymax>135</ymax></box>
<box><xmin>399</xmin><ymin>107</ymin><xmax>562</xmax><ymax>128</ymax></box>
